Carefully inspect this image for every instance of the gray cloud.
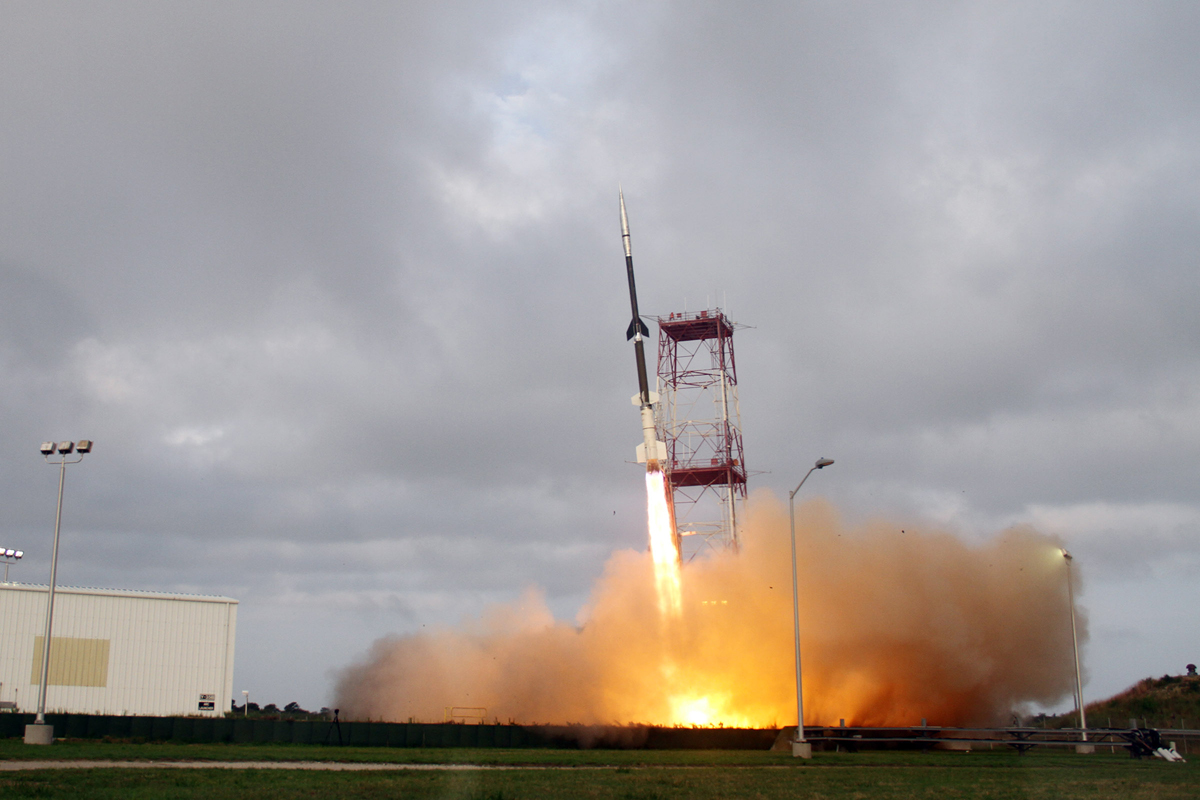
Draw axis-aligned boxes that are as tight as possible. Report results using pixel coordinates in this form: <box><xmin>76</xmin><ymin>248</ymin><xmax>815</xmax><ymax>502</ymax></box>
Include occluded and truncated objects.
<box><xmin>1</xmin><ymin>1</ymin><xmax>1197</xmax><ymax>710</ymax></box>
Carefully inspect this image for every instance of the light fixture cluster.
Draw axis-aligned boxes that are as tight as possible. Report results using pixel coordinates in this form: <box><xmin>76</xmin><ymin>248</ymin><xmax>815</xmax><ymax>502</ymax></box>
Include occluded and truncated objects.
<box><xmin>2</xmin><ymin>548</ymin><xmax>22</xmax><ymax>560</ymax></box>
<box><xmin>40</xmin><ymin>440</ymin><xmax>92</xmax><ymax>455</ymax></box>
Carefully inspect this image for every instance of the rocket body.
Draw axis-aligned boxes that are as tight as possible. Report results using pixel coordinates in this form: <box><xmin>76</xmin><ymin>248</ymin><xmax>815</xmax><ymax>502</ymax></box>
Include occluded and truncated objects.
<box><xmin>636</xmin><ymin>401</ymin><xmax>666</xmax><ymax>470</ymax></box>
<box><xmin>620</xmin><ymin>189</ymin><xmax>668</xmax><ymax>470</ymax></box>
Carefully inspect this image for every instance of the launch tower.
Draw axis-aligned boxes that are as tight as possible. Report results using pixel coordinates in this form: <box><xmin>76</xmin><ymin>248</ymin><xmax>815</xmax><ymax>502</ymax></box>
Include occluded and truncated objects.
<box><xmin>655</xmin><ymin>309</ymin><xmax>747</xmax><ymax>558</ymax></box>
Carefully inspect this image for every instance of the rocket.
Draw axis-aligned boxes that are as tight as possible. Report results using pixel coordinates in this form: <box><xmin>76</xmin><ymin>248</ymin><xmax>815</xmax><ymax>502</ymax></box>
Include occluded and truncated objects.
<box><xmin>620</xmin><ymin>189</ymin><xmax>668</xmax><ymax>470</ymax></box>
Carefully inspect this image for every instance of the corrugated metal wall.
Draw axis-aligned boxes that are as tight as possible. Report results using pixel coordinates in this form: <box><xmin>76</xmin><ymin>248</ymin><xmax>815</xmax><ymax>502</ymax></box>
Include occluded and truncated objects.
<box><xmin>0</xmin><ymin>584</ymin><xmax>236</xmax><ymax>717</ymax></box>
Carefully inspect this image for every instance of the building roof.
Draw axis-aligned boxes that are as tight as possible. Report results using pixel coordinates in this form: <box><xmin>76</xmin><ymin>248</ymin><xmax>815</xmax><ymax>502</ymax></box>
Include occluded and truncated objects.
<box><xmin>0</xmin><ymin>582</ymin><xmax>238</xmax><ymax>604</ymax></box>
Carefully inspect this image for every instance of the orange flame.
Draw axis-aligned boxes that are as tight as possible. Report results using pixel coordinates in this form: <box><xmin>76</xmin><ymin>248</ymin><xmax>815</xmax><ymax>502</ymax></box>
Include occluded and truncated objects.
<box><xmin>645</xmin><ymin>467</ymin><xmax>681</xmax><ymax>618</ymax></box>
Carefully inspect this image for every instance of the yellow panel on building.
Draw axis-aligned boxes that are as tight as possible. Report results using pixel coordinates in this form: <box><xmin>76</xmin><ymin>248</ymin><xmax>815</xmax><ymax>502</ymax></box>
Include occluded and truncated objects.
<box><xmin>30</xmin><ymin>636</ymin><xmax>110</xmax><ymax>687</ymax></box>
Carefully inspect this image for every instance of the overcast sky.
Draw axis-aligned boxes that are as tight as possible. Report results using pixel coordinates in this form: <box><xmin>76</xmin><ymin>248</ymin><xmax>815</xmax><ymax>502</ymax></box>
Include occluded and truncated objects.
<box><xmin>2</xmin><ymin>1</ymin><xmax>1197</xmax><ymax>713</ymax></box>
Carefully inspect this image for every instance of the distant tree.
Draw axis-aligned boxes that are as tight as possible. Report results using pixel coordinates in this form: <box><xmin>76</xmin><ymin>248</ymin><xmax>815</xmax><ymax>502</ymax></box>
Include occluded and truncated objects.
<box><xmin>284</xmin><ymin>702</ymin><xmax>306</xmax><ymax>714</ymax></box>
<box><xmin>248</xmin><ymin>702</ymin><xmax>260</xmax><ymax>712</ymax></box>
<box><xmin>1188</xmin><ymin>664</ymin><xmax>1197</xmax><ymax>677</ymax></box>
<box><xmin>263</xmin><ymin>703</ymin><xmax>279</xmax><ymax>714</ymax></box>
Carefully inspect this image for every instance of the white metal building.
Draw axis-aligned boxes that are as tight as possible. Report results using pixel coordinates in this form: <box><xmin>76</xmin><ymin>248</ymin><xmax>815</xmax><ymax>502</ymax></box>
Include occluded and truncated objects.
<box><xmin>0</xmin><ymin>583</ymin><xmax>237</xmax><ymax>717</ymax></box>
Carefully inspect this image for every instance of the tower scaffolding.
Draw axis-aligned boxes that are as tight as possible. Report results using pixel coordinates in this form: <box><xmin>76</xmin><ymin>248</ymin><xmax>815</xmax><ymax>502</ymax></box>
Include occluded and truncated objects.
<box><xmin>655</xmin><ymin>309</ymin><xmax>747</xmax><ymax>559</ymax></box>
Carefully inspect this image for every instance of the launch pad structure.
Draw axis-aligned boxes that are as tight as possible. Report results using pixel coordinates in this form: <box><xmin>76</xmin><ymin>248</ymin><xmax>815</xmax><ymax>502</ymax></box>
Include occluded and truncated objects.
<box><xmin>654</xmin><ymin>308</ymin><xmax>748</xmax><ymax>559</ymax></box>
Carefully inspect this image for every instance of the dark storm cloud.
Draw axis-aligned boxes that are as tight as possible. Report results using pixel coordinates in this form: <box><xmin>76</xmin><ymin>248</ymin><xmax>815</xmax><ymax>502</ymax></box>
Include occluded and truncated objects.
<box><xmin>1</xmin><ymin>1</ymin><xmax>1197</xmax><ymax>707</ymax></box>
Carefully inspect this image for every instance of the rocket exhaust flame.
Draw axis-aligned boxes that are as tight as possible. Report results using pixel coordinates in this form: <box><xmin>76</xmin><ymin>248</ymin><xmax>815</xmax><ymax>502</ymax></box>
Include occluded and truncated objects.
<box><xmin>335</xmin><ymin>494</ymin><xmax>1085</xmax><ymax>729</ymax></box>
<box><xmin>646</xmin><ymin>467</ymin><xmax>682</xmax><ymax>617</ymax></box>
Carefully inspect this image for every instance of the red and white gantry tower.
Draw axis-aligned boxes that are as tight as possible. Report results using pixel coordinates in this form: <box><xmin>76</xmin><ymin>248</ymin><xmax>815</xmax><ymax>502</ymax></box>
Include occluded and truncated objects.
<box><xmin>655</xmin><ymin>309</ymin><xmax>748</xmax><ymax>559</ymax></box>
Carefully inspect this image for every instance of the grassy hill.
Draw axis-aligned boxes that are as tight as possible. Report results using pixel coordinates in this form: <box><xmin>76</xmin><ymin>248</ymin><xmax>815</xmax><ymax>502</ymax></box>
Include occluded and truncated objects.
<box><xmin>1084</xmin><ymin>674</ymin><xmax>1200</xmax><ymax>730</ymax></box>
<box><xmin>1039</xmin><ymin>673</ymin><xmax>1200</xmax><ymax>730</ymax></box>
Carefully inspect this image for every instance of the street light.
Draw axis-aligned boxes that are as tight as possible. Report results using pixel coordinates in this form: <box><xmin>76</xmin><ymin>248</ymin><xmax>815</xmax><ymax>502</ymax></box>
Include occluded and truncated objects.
<box><xmin>243</xmin><ymin>690</ymin><xmax>250</xmax><ymax>717</ymax></box>
<box><xmin>1061</xmin><ymin>549</ymin><xmax>1089</xmax><ymax>748</ymax></box>
<box><xmin>24</xmin><ymin>440</ymin><xmax>92</xmax><ymax>746</ymax></box>
<box><xmin>788</xmin><ymin>457</ymin><xmax>834</xmax><ymax>759</ymax></box>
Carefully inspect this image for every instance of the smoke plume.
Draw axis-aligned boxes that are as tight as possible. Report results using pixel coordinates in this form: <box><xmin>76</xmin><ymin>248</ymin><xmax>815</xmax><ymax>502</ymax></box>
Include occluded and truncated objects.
<box><xmin>334</xmin><ymin>492</ymin><xmax>1083</xmax><ymax>726</ymax></box>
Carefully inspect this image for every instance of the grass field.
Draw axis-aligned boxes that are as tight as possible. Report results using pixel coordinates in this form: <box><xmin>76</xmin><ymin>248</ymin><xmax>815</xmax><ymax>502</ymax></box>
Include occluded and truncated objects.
<box><xmin>1</xmin><ymin>740</ymin><xmax>1197</xmax><ymax>799</ymax></box>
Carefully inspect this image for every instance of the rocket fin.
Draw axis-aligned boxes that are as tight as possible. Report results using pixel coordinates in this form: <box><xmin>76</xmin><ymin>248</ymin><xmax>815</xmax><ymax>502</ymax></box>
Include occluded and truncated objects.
<box><xmin>636</xmin><ymin>440</ymin><xmax>669</xmax><ymax>463</ymax></box>
<box><xmin>627</xmin><ymin>316</ymin><xmax>650</xmax><ymax>341</ymax></box>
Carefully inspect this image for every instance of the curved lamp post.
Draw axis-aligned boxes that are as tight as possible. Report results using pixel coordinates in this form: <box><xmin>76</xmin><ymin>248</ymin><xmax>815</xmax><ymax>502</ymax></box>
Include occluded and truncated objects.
<box><xmin>1061</xmin><ymin>549</ymin><xmax>1089</xmax><ymax>748</ymax></box>
<box><xmin>788</xmin><ymin>457</ymin><xmax>833</xmax><ymax>758</ymax></box>
<box><xmin>24</xmin><ymin>440</ymin><xmax>92</xmax><ymax>745</ymax></box>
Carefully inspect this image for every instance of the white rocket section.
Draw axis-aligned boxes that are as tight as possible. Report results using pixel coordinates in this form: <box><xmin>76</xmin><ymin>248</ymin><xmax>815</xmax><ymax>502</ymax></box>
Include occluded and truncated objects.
<box><xmin>621</xmin><ymin>189</ymin><xmax>633</xmax><ymax>258</ymax></box>
<box><xmin>633</xmin><ymin>391</ymin><xmax>668</xmax><ymax>464</ymax></box>
<box><xmin>0</xmin><ymin>583</ymin><xmax>237</xmax><ymax>717</ymax></box>
<box><xmin>638</xmin><ymin>405</ymin><xmax>668</xmax><ymax>464</ymax></box>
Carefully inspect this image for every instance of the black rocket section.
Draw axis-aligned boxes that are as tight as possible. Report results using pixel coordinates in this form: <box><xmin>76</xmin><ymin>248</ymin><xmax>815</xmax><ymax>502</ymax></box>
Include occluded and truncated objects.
<box><xmin>620</xmin><ymin>189</ymin><xmax>668</xmax><ymax>470</ymax></box>
<box><xmin>621</xmin><ymin>188</ymin><xmax>652</xmax><ymax>406</ymax></box>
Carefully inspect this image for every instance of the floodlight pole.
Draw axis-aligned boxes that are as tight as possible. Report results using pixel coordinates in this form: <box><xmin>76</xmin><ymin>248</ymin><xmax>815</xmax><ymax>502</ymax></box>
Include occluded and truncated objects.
<box><xmin>24</xmin><ymin>443</ymin><xmax>90</xmax><ymax>746</ymax></box>
<box><xmin>788</xmin><ymin>457</ymin><xmax>833</xmax><ymax>759</ymax></box>
<box><xmin>1062</xmin><ymin>550</ymin><xmax>1087</xmax><ymax>742</ymax></box>
<box><xmin>34</xmin><ymin>451</ymin><xmax>82</xmax><ymax>726</ymax></box>
<box><xmin>2</xmin><ymin>554</ymin><xmax>19</xmax><ymax>583</ymax></box>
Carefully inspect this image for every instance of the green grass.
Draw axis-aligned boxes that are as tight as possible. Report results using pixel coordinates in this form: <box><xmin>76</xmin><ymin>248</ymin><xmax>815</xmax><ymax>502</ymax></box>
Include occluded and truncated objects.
<box><xmin>1</xmin><ymin>740</ymin><xmax>1197</xmax><ymax>799</ymax></box>
<box><xmin>0</xmin><ymin>759</ymin><xmax>1195</xmax><ymax>800</ymax></box>
<box><xmin>0</xmin><ymin>739</ymin><xmax>784</xmax><ymax>765</ymax></box>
